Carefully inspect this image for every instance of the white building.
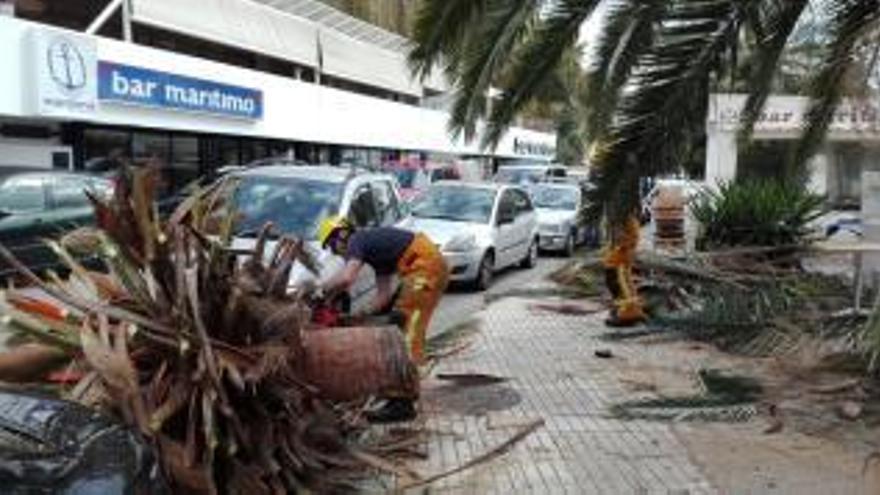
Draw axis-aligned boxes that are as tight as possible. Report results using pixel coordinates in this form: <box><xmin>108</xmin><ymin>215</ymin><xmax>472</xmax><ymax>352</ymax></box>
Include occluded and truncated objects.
<box><xmin>706</xmin><ymin>93</ymin><xmax>880</xmax><ymax>209</ymax></box>
<box><xmin>0</xmin><ymin>0</ymin><xmax>555</xmax><ymax>188</ymax></box>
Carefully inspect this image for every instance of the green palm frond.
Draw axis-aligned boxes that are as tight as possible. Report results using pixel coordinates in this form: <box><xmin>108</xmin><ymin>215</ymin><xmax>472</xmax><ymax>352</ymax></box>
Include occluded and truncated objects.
<box><xmin>795</xmin><ymin>0</ymin><xmax>880</xmax><ymax>169</ymax></box>
<box><xmin>410</xmin><ymin>0</ymin><xmax>879</xmax><ymax>228</ymax></box>
<box><xmin>408</xmin><ymin>0</ymin><xmax>489</xmax><ymax>81</ymax></box>
<box><xmin>584</xmin><ymin>0</ymin><xmax>665</xmax><ymax>140</ymax></box>
<box><xmin>587</xmin><ymin>0</ymin><xmax>758</xmax><ymax>223</ymax></box>
<box><xmin>482</xmin><ymin>0</ymin><xmax>602</xmax><ymax>148</ymax></box>
<box><xmin>738</xmin><ymin>0</ymin><xmax>810</xmax><ymax>146</ymax></box>
<box><xmin>449</xmin><ymin>0</ymin><xmax>543</xmax><ymax>141</ymax></box>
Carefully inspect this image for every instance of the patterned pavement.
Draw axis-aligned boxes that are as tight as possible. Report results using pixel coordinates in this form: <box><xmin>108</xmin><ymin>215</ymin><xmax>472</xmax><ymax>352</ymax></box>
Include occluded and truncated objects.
<box><xmin>406</xmin><ymin>294</ymin><xmax>713</xmax><ymax>494</ymax></box>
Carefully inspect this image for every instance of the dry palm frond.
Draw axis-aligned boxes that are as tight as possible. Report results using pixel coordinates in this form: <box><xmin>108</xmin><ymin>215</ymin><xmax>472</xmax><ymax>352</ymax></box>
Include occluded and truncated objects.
<box><xmin>0</xmin><ymin>169</ymin><xmax>384</xmax><ymax>494</ymax></box>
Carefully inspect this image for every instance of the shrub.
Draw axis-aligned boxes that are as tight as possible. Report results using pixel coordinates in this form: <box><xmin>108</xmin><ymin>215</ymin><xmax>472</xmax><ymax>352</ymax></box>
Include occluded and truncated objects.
<box><xmin>692</xmin><ymin>180</ymin><xmax>825</xmax><ymax>249</ymax></box>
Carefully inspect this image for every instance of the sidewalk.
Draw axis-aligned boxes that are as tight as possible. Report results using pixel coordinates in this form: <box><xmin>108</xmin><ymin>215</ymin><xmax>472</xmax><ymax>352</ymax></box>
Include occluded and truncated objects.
<box><xmin>407</xmin><ymin>289</ymin><xmax>712</xmax><ymax>494</ymax></box>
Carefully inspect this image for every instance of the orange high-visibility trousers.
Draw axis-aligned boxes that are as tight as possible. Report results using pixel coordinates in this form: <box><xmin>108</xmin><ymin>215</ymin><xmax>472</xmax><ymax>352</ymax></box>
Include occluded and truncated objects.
<box><xmin>395</xmin><ymin>233</ymin><xmax>449</xmax><ymax>364</ymax></box>
<box><xmin>602</xmin><ymin>216</ymin><xmax>646</xmax><ymax>323</ymax></box>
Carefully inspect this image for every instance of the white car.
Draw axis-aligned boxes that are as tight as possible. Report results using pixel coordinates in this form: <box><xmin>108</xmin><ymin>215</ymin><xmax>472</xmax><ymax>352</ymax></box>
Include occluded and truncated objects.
<box><xmin>408</xmin><ymin>181</ymin><xmax>539</xmax><ymax>290</ymax></box>
<box><xmin>227</xmin><ymin>165</ymin><xmax>409</xmax><ymax>312</ymax></box>
<box><xmin>494</xmin><ymin>164</ymin><xmax>568</xmax><ymax>188</ymax></box>
<box><xmin>532</xmin><ymin>182</ymin><xmax>589</xmax><ymax>256</ymax></box>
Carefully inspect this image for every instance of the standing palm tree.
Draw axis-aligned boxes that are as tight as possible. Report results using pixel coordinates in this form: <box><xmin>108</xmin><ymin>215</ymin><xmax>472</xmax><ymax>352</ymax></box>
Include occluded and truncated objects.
<box><xmin>408</xmin><ymin>0</ymin><xmax>879</xmax><ymax>324</ymax></box>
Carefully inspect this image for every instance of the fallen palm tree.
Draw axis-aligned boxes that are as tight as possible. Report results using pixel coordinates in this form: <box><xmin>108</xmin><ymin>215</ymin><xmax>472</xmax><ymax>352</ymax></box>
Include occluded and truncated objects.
<box><xmin>0</xmin><ymin>169</ymin><xmax>415</xmax><ymax>493</ymax></box>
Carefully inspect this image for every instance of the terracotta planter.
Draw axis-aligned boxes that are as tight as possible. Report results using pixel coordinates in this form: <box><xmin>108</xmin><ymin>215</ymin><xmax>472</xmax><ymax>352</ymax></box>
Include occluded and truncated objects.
<box><xmin>301</xmin><ymin>326</ymin><xmax>417</xmax><ymax>402</ymax></box>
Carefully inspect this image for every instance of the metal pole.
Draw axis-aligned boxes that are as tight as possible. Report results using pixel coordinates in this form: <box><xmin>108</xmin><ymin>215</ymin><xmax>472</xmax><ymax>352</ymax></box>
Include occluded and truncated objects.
<box><xmin>85</xmin><ymin>0</ymin><xmax>122</xmax><ymax>35</ymax></box>
<box><xmin>122</xmin><ymin>0</ymin><xmax>133</xmax><ymax>42</ymax></box>
<box><xmin>315</xmin><ymin>31</ymin><xmax>323</xmax><ymax>85</ymax></box>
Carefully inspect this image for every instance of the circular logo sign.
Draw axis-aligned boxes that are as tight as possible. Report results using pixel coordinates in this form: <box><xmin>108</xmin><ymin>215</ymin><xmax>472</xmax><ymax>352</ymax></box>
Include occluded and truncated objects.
<box><xmin>46</xmin><ymin>37</ymin><xmax>87</xmax><ymax>94</ymax></box>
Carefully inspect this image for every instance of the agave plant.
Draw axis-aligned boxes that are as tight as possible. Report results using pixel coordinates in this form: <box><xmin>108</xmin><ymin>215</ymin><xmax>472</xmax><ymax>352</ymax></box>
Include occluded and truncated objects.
<box><xmin>691</xmin><ymin>180</ymin><xmax>826</xmax><ymax>249</ymax></box>
<box><xmin>0</xmin><ymin>168</ymin><xmax>397</xmax><ymax>494</ymax></box>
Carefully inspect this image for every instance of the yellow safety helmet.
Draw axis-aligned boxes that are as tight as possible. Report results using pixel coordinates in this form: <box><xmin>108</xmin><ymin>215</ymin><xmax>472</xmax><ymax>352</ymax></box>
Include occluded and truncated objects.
<box><xmin>317</xmin><ymin>216</ymin><xmax>350</xmax><ymax>248</ymax></box>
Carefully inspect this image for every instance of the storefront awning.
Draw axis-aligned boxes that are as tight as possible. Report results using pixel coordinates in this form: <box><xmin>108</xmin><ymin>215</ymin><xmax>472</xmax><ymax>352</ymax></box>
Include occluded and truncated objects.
<box><xmin>131</xmin><ymin>0</ymin><xmax>319</xmax><ymax>67</ymax></box>
<box><xmin>131</xmin><ymin>0</ymin><xmax>438</xmax><ymax>97</ymax></box>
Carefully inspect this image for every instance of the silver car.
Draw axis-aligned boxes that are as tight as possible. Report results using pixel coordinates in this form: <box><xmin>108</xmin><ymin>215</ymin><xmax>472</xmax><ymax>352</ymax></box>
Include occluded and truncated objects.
<box><xmin>532</xmin><ymin>182</ymin><xmax>588</xmax><ymax>256</ymax></box>
<box><xmin>227</xmin><ymin>165</ymin><xmax>409</xmax><ymax>311</ymax></box>
<box><xmin>408</xmin><ymin>181</ymin><xmax>539</xmax><ymax>290</ymax></box>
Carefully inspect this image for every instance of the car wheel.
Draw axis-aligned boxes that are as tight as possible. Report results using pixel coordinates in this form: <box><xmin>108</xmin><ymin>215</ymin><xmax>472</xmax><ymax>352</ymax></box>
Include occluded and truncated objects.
<box><xmin>473</xmin><ymin>251</ymin><xmax>494</xmax><ymax>291</ymax></box>
<box><xmin>563</xmin><ymin>232</ymin><xmax>576</xmax><ymax>257</ymax></box>
<box><xmin>520</xmin><ymin>238</ymin><xmax>538</xmax><ymax>269</ymax></box>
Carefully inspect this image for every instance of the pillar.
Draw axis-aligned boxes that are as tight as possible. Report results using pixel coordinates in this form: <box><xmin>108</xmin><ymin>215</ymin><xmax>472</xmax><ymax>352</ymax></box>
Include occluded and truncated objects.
<box><xmin>806</xmin><ymin>150</ymin><xmax>829</xmax><ymax>196</ymax></box>
<box><xmin>862</xmin><ymin>171</ymin><xmax>880</xmax><ymax>288</ymax></box>
<box><xmin>704</xmin><ymin>130</ymin><xmax>737</xmax><ymax>188</ymax></box>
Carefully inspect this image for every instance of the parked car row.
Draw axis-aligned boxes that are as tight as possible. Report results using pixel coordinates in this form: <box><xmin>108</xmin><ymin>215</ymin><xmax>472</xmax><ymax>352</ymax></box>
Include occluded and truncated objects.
<box><xmin>410</xmin><ymin>182</ymin><xmax>538</xmax><ymax>290</ymax></box>
<box><xmin>0</xmin><ymin>168</ymin><xmax>114</xmax><ymax>280</ymax></box>
<box><xmin>0</xmin><ymin>161</ymin><xmax>598</xmax><ymax>317</ymax></box>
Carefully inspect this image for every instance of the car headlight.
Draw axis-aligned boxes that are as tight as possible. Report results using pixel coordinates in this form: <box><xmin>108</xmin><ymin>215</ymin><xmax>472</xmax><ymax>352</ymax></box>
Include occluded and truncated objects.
<box><xmin>444</xmin><ymin>234</ymin><xmax>477</xmax><ymax>252</ymax></box>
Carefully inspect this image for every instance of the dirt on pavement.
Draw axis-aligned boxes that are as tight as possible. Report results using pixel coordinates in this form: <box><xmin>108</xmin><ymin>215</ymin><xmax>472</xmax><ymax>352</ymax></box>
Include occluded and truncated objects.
<box><xmin>599</xmin><ymin>329</ymin><xmax>880</xmax><ymax>493</ymax></box>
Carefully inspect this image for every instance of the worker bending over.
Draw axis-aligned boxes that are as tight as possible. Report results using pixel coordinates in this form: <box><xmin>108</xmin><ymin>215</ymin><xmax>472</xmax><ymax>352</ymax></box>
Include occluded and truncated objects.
<box><xmin>318</xmin><ymin>217</ymin><xmax>448</xmax><ymax>421</ymax></box>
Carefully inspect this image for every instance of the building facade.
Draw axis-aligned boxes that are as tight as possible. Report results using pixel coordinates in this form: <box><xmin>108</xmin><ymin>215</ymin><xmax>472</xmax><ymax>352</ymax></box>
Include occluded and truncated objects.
<box><xmin>0</xmin><ymin>0</ymin><xmax>555</xmax><ymax>190</ymax></box>
<box><xmin>706</xmin><ymin>93</ymin><xmax>880</xmax><ymax>209</ymax></box>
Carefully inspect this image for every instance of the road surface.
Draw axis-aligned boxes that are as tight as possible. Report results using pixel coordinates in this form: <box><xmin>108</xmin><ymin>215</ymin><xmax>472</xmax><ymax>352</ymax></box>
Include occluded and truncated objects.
<box><xmin>428</xmin><ymin>254</ymin><xmax>573</xmax><ymax>337</ymax></box>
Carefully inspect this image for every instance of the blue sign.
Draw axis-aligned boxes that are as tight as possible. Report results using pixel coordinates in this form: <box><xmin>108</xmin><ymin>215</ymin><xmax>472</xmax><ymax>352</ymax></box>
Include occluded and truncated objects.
<box><xmin>98</xmin><ymin>61</ymin><xmax>263</xmax><ymax>120</ymax></box>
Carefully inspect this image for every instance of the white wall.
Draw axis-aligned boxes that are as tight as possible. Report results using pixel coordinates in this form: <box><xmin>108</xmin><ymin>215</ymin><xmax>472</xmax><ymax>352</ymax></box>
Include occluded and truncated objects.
<box><xmin>0</xmin><ymin>16</ymin><xmax>556</xmax><ymax>161</ymax></box>
<box><xmin>706</xmin><ymin>94</ymin><xmax>880</xmax><ymax>186</ymax></box>
<box><xmin>0</xmin><ymin>138</ymin><xmax>69</xmax><ymax>169</ymax></box>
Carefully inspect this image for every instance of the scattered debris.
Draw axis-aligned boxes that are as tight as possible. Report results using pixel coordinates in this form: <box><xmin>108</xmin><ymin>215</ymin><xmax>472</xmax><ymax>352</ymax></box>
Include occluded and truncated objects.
<box><xmin>809</xmin><ymin>378</ymin><xmax>862</xmax><ymax>395</ymax></box>
<box><xmin>435</xmin><ymin>373</ymin><xmax>509</xmax><ymax>387</ymax></box>
<box><xmin>398</xmin><ymin>419</ymin><xmax>544</xmax><ymax>490</ymax></box>
<box><xmin>838</xmin><ymin>401</ymin><xmax>864</xmax><ymax>421</ymax></box>
<box><xmin>763</xmin><ymin>404</ymin><xmax>784</xmax><ymax>434</ymax></box>
<box><xmin>612</xmin><ymin>369</ymin><xmax>763</xmax><ymax>423</ymax></box>
<box><xmin>864</xmin><ymin>452</ymin><xmax>880</xmax><ymax>475</ymax></box>
<box><xmin>528</xmin><ymin>301</ymin><xmax>603</xmax><ymax>316</ymax></box>
<box><xmin>426</xmin><ymin>318</ymin><xmax>481</xmax><ymax>358</ymax></box>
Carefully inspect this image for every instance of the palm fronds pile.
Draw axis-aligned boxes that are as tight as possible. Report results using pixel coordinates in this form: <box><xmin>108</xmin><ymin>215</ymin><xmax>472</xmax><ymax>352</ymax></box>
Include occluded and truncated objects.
<box><xmin>0</xmin><ymin>169</ymin><xmax>382</xmax><ymax>493</ymax></box>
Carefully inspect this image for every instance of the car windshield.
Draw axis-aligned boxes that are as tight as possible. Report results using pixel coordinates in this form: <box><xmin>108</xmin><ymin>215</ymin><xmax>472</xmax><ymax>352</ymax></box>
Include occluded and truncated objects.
<box><xmin>496</xmin><ymin>168</ymin><xmax>544</xmax><ymax>185</ymax></box>
<box><xmin>412</xmin><ymin>186</ymin><xmax>496</xmax><ymax>223</ymax></box>
<box><xmin>532</xmin><ymin>186</ymin><xmax>579</xmax><ymax>211</ymax></box>
<box><xmin>232</xmin><ymin>176</ymin><xmax>343</xmax><ymax>239</ymax></box>
<box><xmin>0</xmin><ymin>175</ymin><xmax>46</xmax><ymax>213</ymax></box>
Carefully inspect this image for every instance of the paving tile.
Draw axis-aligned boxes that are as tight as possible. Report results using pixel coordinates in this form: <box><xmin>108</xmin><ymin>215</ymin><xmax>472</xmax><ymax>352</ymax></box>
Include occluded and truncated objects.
<box><xmin>405</xmin><ymin>294</ymin><xmax>717</xmax><ymax>493</ymax></box>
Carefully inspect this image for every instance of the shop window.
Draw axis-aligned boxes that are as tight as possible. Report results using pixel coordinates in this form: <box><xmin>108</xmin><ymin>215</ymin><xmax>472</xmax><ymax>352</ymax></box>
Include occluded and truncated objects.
<box><xmin>170</xmin><ymin>136</ymin><xmax>201</xmax><ymax>190</ymax></box>
<box><xmin>133</xmin><ymin>132</ymin><xmax>172</xmax><ymax>195</ymax></box>
<box><xmin>367</xmin><ymin>149</ymin><xmax>384</xmax><ymax>169</ymax></box>
<box><xmin>737</xmin><ymin>140</ymin><xmax>790</xmax><ymax>182</ymax></box>
<box><xmin>219</xmin><ymin>138</ymin><xmax>241</xmax><ymax>166</ymax></box>
<box><xmin>133</xmin><ymin>132</ymin><xmax>171</xmax><ymax>164</ymax></box>
<box><xmin>341</xmin><ymin>147</ymin><xmax>369</xmax><ymax>168</ymax></box>
<box><xmin>241</xmin><ymin>140</ymin><xmax>270</xmax><ymax>164</ymax></box>
<box><xmin>83</xmin><ymin>128</ymin><xmax>130</xmax><ymax>175</ymax></box>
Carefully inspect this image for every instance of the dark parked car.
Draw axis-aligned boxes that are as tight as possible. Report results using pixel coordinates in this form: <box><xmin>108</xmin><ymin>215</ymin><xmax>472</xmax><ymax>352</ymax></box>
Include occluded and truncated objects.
<box><xmin>0</xmin><ymin>389</ymin><xmax>169</xmax><ymax>494</ymax></box>
<box><xmin>0</xmin><ymin>169</ymin><xmax>112</xmax><ymax>280</ymax></box>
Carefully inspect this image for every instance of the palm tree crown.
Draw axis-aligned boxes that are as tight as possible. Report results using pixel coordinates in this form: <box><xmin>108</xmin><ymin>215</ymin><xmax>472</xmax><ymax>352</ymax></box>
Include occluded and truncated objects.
<box><xmin>409</xmin><ymin>0</ymin><xmax>879</xmax><ymax>223</ymax></box>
